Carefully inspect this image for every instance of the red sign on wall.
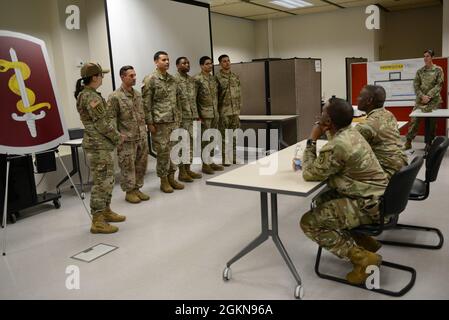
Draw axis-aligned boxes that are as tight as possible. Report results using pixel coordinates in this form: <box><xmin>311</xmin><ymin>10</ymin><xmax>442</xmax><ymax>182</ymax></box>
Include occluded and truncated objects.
<box><xmin>0</xmin><ymin>30</ymin><xmax>68</xmax><ymax>154</ymax></box>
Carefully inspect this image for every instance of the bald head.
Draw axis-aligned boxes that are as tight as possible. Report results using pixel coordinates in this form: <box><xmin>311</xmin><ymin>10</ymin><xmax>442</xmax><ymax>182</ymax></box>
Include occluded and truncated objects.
<box><xmin>357</xmin><ymin>85</ymin><xmax>386</xmax><ymax>112</ymax></box>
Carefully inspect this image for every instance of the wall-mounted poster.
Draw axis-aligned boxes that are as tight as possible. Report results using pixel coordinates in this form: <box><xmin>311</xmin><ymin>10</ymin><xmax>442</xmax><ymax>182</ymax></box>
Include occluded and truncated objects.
<box><xmin>0</xmin><ymin>30</ymin><xmax>68</xmax><ymax>154</ymax></box>
<box><xmin>367</xmin><ymin>58</ymin><xmax>424</xmax><ymax>107</ymax></box>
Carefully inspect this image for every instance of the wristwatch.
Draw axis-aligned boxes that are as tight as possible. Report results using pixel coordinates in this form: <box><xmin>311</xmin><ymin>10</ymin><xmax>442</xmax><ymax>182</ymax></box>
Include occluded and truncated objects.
<box><xmin>307</xmin><ymin>139</ymin><xmax>317</xmax><ymax>147</ymax></box>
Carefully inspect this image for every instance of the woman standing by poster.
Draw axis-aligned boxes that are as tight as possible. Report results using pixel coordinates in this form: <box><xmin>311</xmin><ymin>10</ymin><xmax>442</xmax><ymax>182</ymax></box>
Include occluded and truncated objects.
<box><xmin>404</xmin><ymin>49</ymin><xmax>444</xmax><ymax>150</ymax></box>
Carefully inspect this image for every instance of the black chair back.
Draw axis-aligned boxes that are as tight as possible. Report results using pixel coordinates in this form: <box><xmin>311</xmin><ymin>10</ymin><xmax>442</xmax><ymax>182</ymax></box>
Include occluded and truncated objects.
<box><xmin>383</xmin><ymin>156</ymin><xmax>424</xmax><ymax>218</ymax></box>
<box><xmin>426</xmin><ymin>136</ymin><xmax>449</xmax><ymax>183</ymax></box>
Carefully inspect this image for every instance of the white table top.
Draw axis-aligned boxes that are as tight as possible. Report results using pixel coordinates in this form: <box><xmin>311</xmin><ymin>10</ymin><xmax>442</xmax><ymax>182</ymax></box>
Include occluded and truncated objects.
<box><xmin>206</xmin><ymin>140</ymin><xmax>326</xmax><ymax>197</ymax></box>
<box><xmin>239</xmin><ymin>115</ymin><xmax>299</xmax><ymax>122</ymax></box>
<box><xmin>409</xmin><ymin>109</ymin><xmax>449</xmax><ymax>118</ymax></box>
<box><xmin>61</xmin><ymin>138</ymin><xmax>83</xmax><ymax>146</ymax></box>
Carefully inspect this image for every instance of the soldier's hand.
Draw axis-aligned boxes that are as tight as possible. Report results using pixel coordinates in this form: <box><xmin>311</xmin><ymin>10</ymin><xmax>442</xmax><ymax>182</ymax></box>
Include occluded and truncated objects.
<box><xmin>120</xmin><ymin>134</ymin><xmax>126</xmax><ymax>144</ymax></box>
<box><xmin>148</xmin><ymin>124</ymin><xmax>157</xmax><ymax>134</ymax></box>
<box><xmin>309</xmin><ymin>123</ymin><xmax>323</xmax><ymax>141</ymax></box>
<box><xmin>421</xmin><ymin>95</ymin><xmax>431</xmax><ymax>104</ymax></box>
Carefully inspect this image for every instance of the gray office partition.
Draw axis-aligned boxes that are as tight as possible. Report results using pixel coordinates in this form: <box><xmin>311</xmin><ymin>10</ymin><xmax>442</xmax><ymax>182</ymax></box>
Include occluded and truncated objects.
<box><xmin>270</xmin><ymin>58</ymin><xmax>322</xmax><ymax>144</ymax></box>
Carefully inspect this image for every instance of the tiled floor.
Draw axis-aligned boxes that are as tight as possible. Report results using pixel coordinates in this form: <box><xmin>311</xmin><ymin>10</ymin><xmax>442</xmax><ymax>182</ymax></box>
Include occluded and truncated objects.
<box><xmin>1</xmin><ymin>143</ymin><xmax>448</xmax><ymax>299</ymax></box>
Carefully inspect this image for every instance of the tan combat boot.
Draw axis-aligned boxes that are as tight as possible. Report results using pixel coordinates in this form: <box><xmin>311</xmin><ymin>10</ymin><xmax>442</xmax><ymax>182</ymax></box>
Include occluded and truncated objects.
<box><xmin>103</xmin><ymin>206</ymin><xmax>126</xmax><ymax>222</ymax></box>
<box><xmin>210</xmin><ymin>163</ymin><xmax>224</xmax><ymax>171</ymax></box>
<box><xmin>186</xmin><ymin>164</ymin><xmax>202</xmax><ymax>179</ymax></box>
<box><xmin>168</xmin><ymin>173</ymin><xmax>184</xmax><ymax>190</ymax></box>
<box><xmin>160</xmin><ymin>176</ymin><xmax>174</xmax><ymax>193</ymax></box>
<box><xmin>125</xmin><ymin>191</ymin><xmax>141</xmax><ymax>203</ymax></box>
<box><xmin>90</xmin><ymin>212</ymin><xmax>119</xmax><ymax>234</ymax></box>
<box><xmin>178</xmin><ymin>165</ymin><xmax>194</xmax><ymax>183</ymax></box>
<box><xmin>346</xmin><ymin>246</ymin><xmax>382</xmax><ymax>285</ymax></box>
<box><xmin>202</xmin><ymin>163</ymin><xmax>214</xmax><ymax>175</ymax></box>
<box><xmin>135</xmin><ymin>189</ymin><xmax>150</xmax><ymax>201</ymax></box>
<box><xmin>351</xmin><ymin>233</ymin><xmax>382</xmax><ymax>253</ymax></box>
<box><xmin>404</xmin><ymin>140</ymin><xmax>412</xmax><ymax>150</ymax></box>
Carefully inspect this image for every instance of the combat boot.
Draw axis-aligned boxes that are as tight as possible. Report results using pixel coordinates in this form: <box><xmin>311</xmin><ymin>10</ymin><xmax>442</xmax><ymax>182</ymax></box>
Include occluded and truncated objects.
<box><xmin>90</xmin><ymin>212</ymin><xmax>119</xmax><ymax>234</ymax></box>
<box><xmin>210</xmin><ymin>163</ymin><xmax>224</xmax><ymax>171</ymax></box>
<box><xmin>186</xmin><ymin>165</ymin><xmax>202</xmax><ymax>179</ymax></box>
<box><xmin>135</xmin><ymin>189</ymin><xmax>150</xmax><ymax>201</ymax></box>
<box><xmin>202</xmin><ymin>163</ymin><xmax>215</xmax><ymax>175</ymax></box>
<box><xmin>346</xmin><ymin>246</ymin><xmax>382</xmax><ymax>285</ymax></box>
<box><xmin>351</xmin><ymin>233</ymin><xmax>382</xmax><ymax>253</ymax></box>
<box><xmin>168</xmin><ymin>173</ymin><xmax>184</xmax><ymax>190</ymax></box>
<box><xmin>103</xmin><ymin>207</ymin><xmax>126</xmax><ymax>223</ymax></box>
<box><xmin>178</xmin><ymin>165</ymin><xmax>194</xmax><ymax>183</ymax></box>
<box><xmin>404</xmin><ymin>140</ymin><xmax>412</xmax><ymax>150</ymax></box>
<box><xmin>160</xmin><ymin>176</ymin><xmax>174</xmax><ymax>193</ymax></box>
<box><xmin>125</xmin><ymin>191</ymin><xmax>141</xmax><ymax>203</ymax></box>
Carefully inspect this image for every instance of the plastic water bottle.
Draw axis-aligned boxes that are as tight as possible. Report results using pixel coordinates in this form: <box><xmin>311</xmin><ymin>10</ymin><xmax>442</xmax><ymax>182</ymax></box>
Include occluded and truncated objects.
<box><xmin>292</xmin><ymin>144</ymin><xmax>302</xmax><ymax>171</ymax></box>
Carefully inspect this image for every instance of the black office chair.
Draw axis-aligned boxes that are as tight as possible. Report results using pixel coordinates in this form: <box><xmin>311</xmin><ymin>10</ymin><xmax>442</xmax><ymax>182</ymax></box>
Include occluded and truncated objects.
<box><xmin>379</xmin><ymin>136</ymin><xmax>448</xmax><ymax>250</ymax></box>
<box><xmin>314</xmin><ymin>156</ymin><xmax>424</xmax><ymax>297</ymax></box>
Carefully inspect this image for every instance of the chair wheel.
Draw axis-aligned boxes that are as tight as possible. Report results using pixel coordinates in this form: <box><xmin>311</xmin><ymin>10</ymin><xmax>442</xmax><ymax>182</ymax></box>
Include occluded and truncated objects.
<box><xmin>223</xmin><ymin>267</ymin><xmax>232</xmax><ymax>281</ymax></box>
<box><xmin>81</xmin><ymin>192</ymin><xmax>85</xmax><ymax>199</ymax></box>
<box><xmin>294</xmin><ymin>285</ymin><xmax>304</xmax><ymax>299</ymax></box>
<box><xmin>53</xmin><ymin>199</ymin><xmax>61</xmax><ymax>209</ymax></box>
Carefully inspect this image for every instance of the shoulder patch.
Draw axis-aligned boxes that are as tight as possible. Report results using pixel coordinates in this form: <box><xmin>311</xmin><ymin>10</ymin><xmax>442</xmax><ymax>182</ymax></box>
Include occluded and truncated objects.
<box><xmin>90</xmin><ymin>99</ymin><xmax>100</xmax><ymax>108</ymax></box>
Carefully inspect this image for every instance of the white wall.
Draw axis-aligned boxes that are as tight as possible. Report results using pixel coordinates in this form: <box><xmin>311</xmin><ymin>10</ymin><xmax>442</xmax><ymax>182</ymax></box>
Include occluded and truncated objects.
<box><xmin>443</xmin><ymin>1</ymin><xmax>449</xmax><ymax>57</ymax></box>
<box><xmin>211</xmin><ymin>13</ymin><xmax>256</xmax><ymax>64</ymax></box>
<box><xmin>265</xmin><ymin>7</ymin><xmax>380</xmax><ymax>100</ymax></box>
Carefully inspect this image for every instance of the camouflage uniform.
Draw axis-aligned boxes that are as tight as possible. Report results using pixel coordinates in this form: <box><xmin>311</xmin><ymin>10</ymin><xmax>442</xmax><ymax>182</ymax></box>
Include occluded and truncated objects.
<box><xmin>300</xmin><ymin>126</ymin><xmax>388</xmax><ymax>260</ymax></box>
<box><xmin>406</xmin><ymin>65</ymin><xmax>444</xmax><ymax>142</ymax></box>
<box><xmin>142</xmin><ymin>69</ymin><xmax>181</xmax><ymax>177</ymax></box>
<box><xmin>216</xmin><ymin>70</ymin><xmax>242</xmax><ymax>163</ymax></box>
<box><xmin>108</xmin><ymin>86</ymin><xmax>149</xmax><ymax>192</ymax></box>
<box><xmin>355</xmin><ymin>107</ymin><xmax>408</xmax><ymax>179</ymax></box>
<box><xmin>175</xmin><ymin>72</ymin><xmax>199</xmax><ymax>163</ymax></box>
<box><xmin>76</xmin><ymin>86</ymin><xmax>120</xmax><ymax>213</ymax></box>
<box><xmin>194</xmin><ymin>72</ymin><xmax>219</xmax><ymax>163</ymax></box>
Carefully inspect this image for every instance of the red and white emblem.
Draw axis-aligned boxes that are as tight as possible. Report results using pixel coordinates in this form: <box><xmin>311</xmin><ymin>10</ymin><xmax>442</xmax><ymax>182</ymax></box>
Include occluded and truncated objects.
<box><xmin>0</xmin><ymin>30</ymin><xmax>68</xmax><ymax>154</ymax></box>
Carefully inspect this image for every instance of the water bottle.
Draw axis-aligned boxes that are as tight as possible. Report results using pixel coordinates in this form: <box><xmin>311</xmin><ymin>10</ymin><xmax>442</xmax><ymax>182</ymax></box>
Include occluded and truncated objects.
<box><xmin>292</xmin><ymin>144</ymin><xmax>302</xmax><ymax>171</ymax></box>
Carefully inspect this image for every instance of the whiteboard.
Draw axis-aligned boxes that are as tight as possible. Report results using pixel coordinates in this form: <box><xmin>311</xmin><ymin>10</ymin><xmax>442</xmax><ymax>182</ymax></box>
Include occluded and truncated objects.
<box><xmin>367</xmin><ymin>58</ymin><xmax>424</xmax><ymax>107</ymax></box>
<box><xmin>105</xmin><ymin>0</ymin><xmax>212</xmax><ymax>89</ymax></box>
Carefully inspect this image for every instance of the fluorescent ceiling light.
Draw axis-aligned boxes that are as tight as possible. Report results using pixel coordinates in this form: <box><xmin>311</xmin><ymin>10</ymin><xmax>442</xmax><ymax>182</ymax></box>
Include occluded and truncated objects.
<box><xmin>270</xmin><ymin>0</ymin><xmax>313</xmax><ymax>9</ymax></box>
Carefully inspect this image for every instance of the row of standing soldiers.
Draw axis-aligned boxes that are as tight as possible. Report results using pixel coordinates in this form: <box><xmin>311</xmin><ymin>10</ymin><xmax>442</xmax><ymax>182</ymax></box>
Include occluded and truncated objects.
<box><xmin>75</xmin><ymin>53</ymin><xmax>242</xmax><ymax>234</ymax></box>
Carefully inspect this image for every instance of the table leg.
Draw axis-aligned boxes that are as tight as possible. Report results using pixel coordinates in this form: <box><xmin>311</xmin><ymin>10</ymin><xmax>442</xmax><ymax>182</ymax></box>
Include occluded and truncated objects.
<box><xmin>225</xmin><ymin>192</ymin><xmax>269</xmax><ymax>268</ymax></box>
<box><xmin>56</xmin><ymin>149</ymin><xmax>78</xmax><ymax>190</ymax></box>
<box><xmin>73</xmin><ymin>146</ymin><xmax>83</xmax><ymax>194</ymax></box>
<box><xmin>277</xmin><ymin>123</ymin><xmax>289</xmax><ymax>149</ymax></box>
<box><xmin>270</xmin><ymin>193</ymin><xmax>302</xmax><ymax>286</ymax></box>
<box><xmin>266</xmin><ymin>122</ymin><xmax>272</xmax><ymax>154</ymax></box>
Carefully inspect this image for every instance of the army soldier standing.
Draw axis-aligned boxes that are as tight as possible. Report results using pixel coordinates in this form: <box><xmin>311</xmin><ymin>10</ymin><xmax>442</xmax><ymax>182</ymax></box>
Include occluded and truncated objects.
<box><xmin>194</xmin><ymin>56</ymin><xmax>224</xmax><ymax>174</ymax></box>
<box><xmin>142</xmin><ymin>51</ymin><xmax>184</xmax><ymax>193</ymax></box>
<box><xmin>175</xmin><ymin>57</ymin><xmax>203</xmax><ymax>182</ymax></box>
<box><xmin>74</xmin><ymin>63</ymin><xmax>126</xmax><ymax>234</ymax></box>
<box><xmin>300</xmin><ymin>98</ymin><xmax>388</xmax><ymax>285</ymax></box>
<box><xmin>108</xmin><ymin>66</ymin><xmax>150</xmax><ymax>204</ymax></box>
<box><xmin>405</xmin><ymin>49</ymin><xmax>444</xmax><ymax>150</ymax></box>
<box><xmin>356</xmin><ymin>85</ymin><xmax>408</xmax><ymax>179</ymax></box>
<box><xmin>216</xmin><ymin>54</ymin><xmax>242</xmax><ymax>166</ymax></box>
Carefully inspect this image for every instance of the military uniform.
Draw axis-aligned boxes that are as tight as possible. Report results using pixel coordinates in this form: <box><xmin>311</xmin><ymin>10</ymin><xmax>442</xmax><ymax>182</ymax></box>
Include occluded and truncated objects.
<box><xmin>300</xmin><ymin>126</ymin><xmax>388</xmax><ymax>260</ymax></box>
<box><xmin>406</xmin><ymin>64</ymin><xmax>444</xmax><ymax>143</ymax></box>
<box><xmin>216</xmin><ymin>70</ymin><xmax>241</xmax><ymax>164</ymax></box>
<box><xmin>175</xmin><ymin>72</ymin><xmax>199</xmax><ymax>164</ymax></box>
<box><xmin>355</xmin><ymin>107</ymin><xmax>408</xmax><ymax>179</ymax></box>
<box><xmin>77</xmin><ymin>86</ymin><xmax>121</xmax><ymax>214</ymax></box>
<box><xmin>142</xmin><ymin>69</ymin><xmax>182</xmax><ymax>188</ymax></box>
<box><xmin>194</xmin><ymin>72</ymin><xmax>222</xmax><ymax>170</ymax></box>
<box><xmin>108</xmin><ymin>86</ymin><xmax>149</xmax><ymax>194</ymax></box>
